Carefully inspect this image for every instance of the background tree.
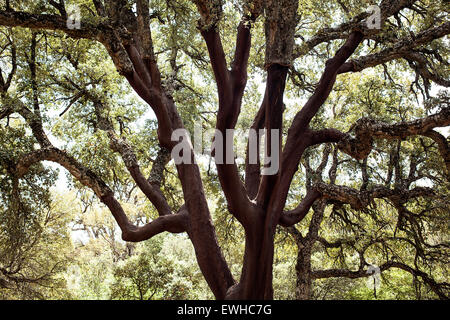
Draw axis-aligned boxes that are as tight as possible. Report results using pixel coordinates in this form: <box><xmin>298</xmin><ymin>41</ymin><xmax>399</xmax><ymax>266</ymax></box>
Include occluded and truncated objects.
<box><xmin>0</xmin><ymin>0</ymin><xmax>448</xmax><ymax>299</ymax></box>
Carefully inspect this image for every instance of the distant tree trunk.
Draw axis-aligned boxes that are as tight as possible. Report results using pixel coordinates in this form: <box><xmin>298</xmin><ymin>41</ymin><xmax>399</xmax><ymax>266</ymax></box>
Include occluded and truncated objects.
<box><xmin>295</xmin><ymin>244</ymin><xmax>312</xmax><ymax>300</ymax></box>
<box><xmin>292</xmin><ymin>196</ymin><xmax>329</xmax><ymax>300</ymax></box>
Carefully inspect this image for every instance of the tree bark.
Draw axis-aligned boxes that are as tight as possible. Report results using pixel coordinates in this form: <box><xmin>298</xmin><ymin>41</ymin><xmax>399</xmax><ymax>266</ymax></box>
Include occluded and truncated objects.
<box><xmin>295</xmin><ymin>244</ymin><xmax>312</xmax><ymax>300</ymax></box>
<box><xmin>226</xmin><ymin>211</ymin><xmax>276</xmax><ymax>300</ymax></box>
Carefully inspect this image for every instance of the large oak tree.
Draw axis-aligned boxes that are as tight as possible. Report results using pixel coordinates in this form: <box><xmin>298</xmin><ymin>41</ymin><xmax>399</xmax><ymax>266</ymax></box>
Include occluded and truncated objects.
<box><xmin>0</xmin><ymin>0</ymin><xmax>448</xmax><ymax>299</ymax></box>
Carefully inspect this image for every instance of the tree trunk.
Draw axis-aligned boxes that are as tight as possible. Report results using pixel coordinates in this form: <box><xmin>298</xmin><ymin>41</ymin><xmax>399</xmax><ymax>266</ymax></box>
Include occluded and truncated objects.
<box><xmin>225</xmin><ymin>217</ymin><xmax>276</xmax><ymax>300</ymax></box>
<box><xmin>295</xmin><ymin>244</ymin><xmax>312</xmax><ymax>300</ymax></box>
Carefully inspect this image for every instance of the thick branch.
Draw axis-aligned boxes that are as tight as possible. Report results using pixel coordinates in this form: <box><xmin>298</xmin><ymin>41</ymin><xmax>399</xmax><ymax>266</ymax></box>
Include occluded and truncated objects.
<box><xmin>16</xmin><ymin>147</ymin><xmax>111</xmax><ymax>197</ymax></box>
<box><xmin>15</xmin><ymin>147</ymin><xmax>188</xmax><ymax>242</ymax></box>
<box><xmin>199</xmin><ymin>5</ymin><xmax>257</xmax><ymax>223</ymax></box>
<box><xmin>334</xmin><ymin>107</ymin><xmax>450</xmax><ymax>160</ymax></box>
<box><xmin>290</xmin><ymin>31</ymin><xmax>364</xmax><ymax>131</ymax></box>
<box><xmin>108</xmin><ymin>132</ymin><xmax>172</xmax><ymax>216</ymax></box>
<box><xmin>312</xmin><ymin>261</ymin><xmax>448</xmax><ymax>300</ymax></box>
<box><xmin>422</xmin><ymin>130</ymin><xmax>450</xmax><ymax>176</ymax></box>
<box><xmin>244</xmin><ymin>97</ymin><xmax>265</xmax><ymax>199</ymax></box>
<box><xmin>293</xmin><ymin>0</ymin><xmax>420</xmax><ymax>59</ymax></box>
<box><xmin>265</xmin><ymin>0</ymin><xmax>299</xmax><ymax>67</ymax></box>
<box><xmin>315</xmin><ymin>182</ymin><xmax>435</xmax><ymax>210</ymax></box>
<box><xmin>193</xmin><ymin>0</ymin><xmax>223</xmax><ymax>31</ymax></box>
<box><xmin>271</xmin><ymin>31</ymin><xmax>364</xmax><ymax>224</ymax></box>
<box><xmin>279</xmin><ymin>189</ymin><xmax>322</xmax><ymax>227</ymax></box>
<box><xmin>338</xmin><ymin>21</ymin><xmax>450</xmax><ymax>85</ymax></box>
<box><xmin>0</xmin><ymin>10</ymin><xmax>101</xmax><ymax>40</ymax></box>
